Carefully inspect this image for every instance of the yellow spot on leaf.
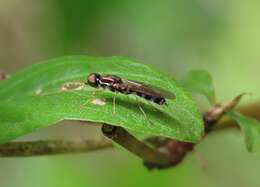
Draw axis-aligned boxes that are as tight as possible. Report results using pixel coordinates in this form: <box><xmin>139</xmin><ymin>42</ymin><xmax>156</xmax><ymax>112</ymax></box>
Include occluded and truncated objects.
<box><xmin>61</xmin><ymin>81</ymin><xmax>85</xmax><ymax>91</ymax></box>
<box><xmin>91</xmin><ymin>98</ymin><xmax>106</xmax><ymax>106</ymax></box>
<box><xmin>35</xmin><ymin>88</ymin><xmax>43</xmax><ymax>95</ymax></box>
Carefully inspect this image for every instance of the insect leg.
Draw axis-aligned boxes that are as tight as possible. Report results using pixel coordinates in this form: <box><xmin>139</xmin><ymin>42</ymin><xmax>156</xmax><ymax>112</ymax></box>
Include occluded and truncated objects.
<box><xmin>113</xmin><ymin>92</ymin><xmax>117</xmax><ymax>115</ymax></box>
<box><xmin>135</xmin><ymin>97</ymin><xmax>154</xmax><ymax>126</ymax></box>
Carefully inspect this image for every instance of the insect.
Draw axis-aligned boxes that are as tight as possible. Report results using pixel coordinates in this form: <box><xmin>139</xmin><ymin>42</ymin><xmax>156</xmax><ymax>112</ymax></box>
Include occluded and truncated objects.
<box><xmin>86</xmin><ymin>73</ymin><xmax>176</xmax><ymax>105</ymax></box>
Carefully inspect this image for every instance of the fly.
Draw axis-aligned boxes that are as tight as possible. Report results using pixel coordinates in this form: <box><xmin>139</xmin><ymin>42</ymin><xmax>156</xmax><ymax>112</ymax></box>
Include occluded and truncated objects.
<box><xmin>86</xmin><ymin>73</ymin><xmax>176</xmax><ymax>105</ymax></box>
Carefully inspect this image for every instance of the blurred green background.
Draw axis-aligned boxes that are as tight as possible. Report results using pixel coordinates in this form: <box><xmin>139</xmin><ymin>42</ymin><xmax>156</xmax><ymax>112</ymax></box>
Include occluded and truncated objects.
<box><xmin>0</xmin><ymin>0</ymin><xmax>260</xmax><ymax>187</ymax></box>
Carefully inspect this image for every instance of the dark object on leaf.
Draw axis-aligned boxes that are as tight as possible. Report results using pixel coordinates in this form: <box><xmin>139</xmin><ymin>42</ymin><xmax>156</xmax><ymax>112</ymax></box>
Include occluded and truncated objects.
<box><xmin>87</xmin><ymin>73</ymin><xmax>176</xmax><ymax>105</ymax></box>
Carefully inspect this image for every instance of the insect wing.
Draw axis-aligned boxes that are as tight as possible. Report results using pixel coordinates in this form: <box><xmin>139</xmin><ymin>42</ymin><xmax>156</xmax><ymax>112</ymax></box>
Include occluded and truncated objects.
<box><xmin>122</xmin><ymin>79</ymin><xmax>176</xmax><ymax>99</ymax></box>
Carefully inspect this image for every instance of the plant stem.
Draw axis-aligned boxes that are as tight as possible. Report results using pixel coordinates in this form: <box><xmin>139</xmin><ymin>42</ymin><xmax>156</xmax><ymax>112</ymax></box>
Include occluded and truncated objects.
<box><xmin>143</xmin><ymin>94</ymin><xmax>247</xmax><ymax>169</ymax></box>
<box><xmin>0</xmin><ymin>138</ymin><xmax>112</xmax><ymax>157</ymax></box>
<box><xmin>102</xmin><ymin>124</ymin><xmax>171</xmax><ymax>168</ymax></box>
<box><xmin>216</xmin><ymin>102</ymin><xmax>260</xmax><ymax>130</ymax></box>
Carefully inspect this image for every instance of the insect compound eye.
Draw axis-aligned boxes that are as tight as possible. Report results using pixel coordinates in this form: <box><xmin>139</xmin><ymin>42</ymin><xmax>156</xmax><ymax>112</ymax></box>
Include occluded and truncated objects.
<box><xmin>86</xmin><ymin>73</ymin><xmax>100</xmax><ymax>87</ymax></box>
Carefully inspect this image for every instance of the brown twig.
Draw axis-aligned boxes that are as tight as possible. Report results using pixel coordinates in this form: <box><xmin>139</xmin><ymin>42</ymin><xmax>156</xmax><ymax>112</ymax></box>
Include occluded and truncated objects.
<box><xmin>143</xmin><ymin>94</ymin><xmax>247</xmax><ymax>169</ymax></box>
<box><xmin>102</xmin><ymin>124</ymin><xmax>171</xmax><ymax>168</ymax></box>
<box><xmin>215</xmin><ymin>102</ymin><xmax>260</xmax><ymax>131</ymax></box>
<box><xmin>0</xmin><ymin>138</ymin><xmax>112</xmax><ymax>157</ymax></box>
<box><xmin>203</xmin><ymin>93</ymin><xmax>246</xmax><ymax>132</ymax></box>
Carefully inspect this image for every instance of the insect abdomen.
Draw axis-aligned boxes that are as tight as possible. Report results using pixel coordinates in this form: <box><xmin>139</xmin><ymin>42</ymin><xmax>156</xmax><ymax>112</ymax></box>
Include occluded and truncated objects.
<box><xmin>152</xmin><ymin>97</ymin><xmax>166</xmax><ymax>105</ymax></box>
<box><xmin>136</xmin><ymin>92</ymin><xmax>165</xmax><ymax>105</ymax></box>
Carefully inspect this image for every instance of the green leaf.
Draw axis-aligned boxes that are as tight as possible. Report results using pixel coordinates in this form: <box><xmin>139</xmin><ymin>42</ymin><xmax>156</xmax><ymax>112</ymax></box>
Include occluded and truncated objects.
<box><xmin>180</xmin><ymin>70</ymin><xmax>216</xmax><ymax>105</ymax></box>
<box><xmin>0</xmin><ymin>56</ymin><xmax>203</xmax><ymax>143</ymax></box>
<box><xmin>228</xmin><ymin>111</ymin><xmax>260</xmax><ymax>152</ymax></box>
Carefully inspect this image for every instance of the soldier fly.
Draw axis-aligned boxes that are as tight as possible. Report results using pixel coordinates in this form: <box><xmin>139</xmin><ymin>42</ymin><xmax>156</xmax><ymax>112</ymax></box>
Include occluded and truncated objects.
<box><xmin>86</xmin><ymin>73</ymin><xmax>176</xmax><ymax>106</ymax></box>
